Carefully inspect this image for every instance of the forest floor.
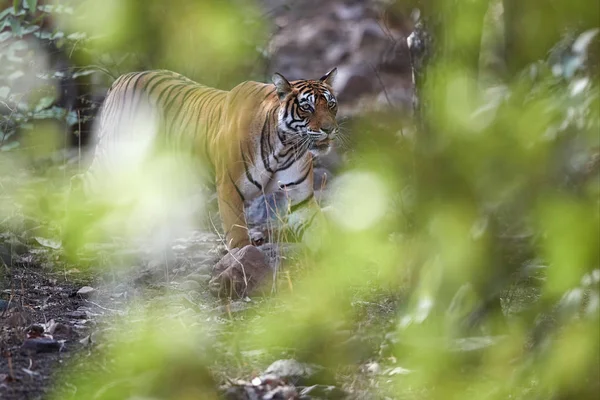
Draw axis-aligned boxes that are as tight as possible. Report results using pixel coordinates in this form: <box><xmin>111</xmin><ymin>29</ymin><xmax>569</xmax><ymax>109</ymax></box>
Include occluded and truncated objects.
<box><xmin>0</xmin><ymin>228</ymin><xmax>403</xmax><ymax>399</ymax></box>
<box><xmin>0</xmin><ymin>151</ymin><xmax>540</xmax><ymax>400</ymax></box>
<box><xmin>0</xmin><ymin>152</ymin><xmax>402</xmax><ymax>400</ymax></box>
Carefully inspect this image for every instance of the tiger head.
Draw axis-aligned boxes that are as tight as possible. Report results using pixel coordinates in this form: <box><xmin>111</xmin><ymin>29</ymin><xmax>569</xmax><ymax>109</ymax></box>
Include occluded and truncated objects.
<box><xmin>272</xmin><ymin>68</ymin><xmax>339</xmax><ymax>156</ymax></box>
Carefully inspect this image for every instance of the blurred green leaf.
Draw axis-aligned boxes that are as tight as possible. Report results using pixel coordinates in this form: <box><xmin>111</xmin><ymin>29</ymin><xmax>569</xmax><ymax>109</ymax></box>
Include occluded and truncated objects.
<box><xmin>8</xmin><ymin>15</ymin><xmax>21</xmax><ymax>36</ymax></box>
<box><xmin>34</xmin><ymin>96</ymin><xmax>55</xmax><ymax>112</ymax></box>
<box><xmin>1</xmin><ymin>141</ymin><xmax>20</xmax><ymax>151</ymax></box>
<box><xmin>25</xmin><ymin>0</ymin><xmax>37</xmax><ymax>13</ymax></box>
<box><xmin>34</xmin><ymin>236</ymin><xmax>61</xmax><ymax>249</ymax></box>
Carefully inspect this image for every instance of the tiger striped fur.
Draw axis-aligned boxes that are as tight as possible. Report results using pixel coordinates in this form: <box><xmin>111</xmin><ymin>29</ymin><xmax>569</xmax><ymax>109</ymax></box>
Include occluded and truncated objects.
<box><xmin>78</xmin><ymin>68</ymin><xmax>339</xmax><ymax>249</ymax></box>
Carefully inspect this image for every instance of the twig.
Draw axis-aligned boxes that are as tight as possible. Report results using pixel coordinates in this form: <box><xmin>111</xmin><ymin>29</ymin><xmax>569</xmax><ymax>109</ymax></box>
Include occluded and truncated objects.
<box><xmin>370</xmin><ymin>62</ymin><xmax>393</xmax><ymax>107</ymax></box>
<box><xmin>83</xmin><ymin>299</ymin><xmax>123</xmax><ymax>315</ymax></box>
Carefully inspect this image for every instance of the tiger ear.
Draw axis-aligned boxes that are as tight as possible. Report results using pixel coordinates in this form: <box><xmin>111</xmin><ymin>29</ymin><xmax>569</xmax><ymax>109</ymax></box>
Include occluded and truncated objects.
<box><xmin>319</xmin><ymin>67</ymin><xmax>337</xmax><ymax>86</ymax></box>
<box><xmin>272</xmin><ymin>72</ymin><xmax>292</xmax><ymax>100</ymax></box>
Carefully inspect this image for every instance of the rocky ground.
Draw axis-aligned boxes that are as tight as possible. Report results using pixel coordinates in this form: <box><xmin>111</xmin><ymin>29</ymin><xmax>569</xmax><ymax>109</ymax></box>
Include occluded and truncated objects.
<box><xmin>0</xmin><ymin>131</ymin><xmax>399</xmax><ymax>400</ymax></box>
<box><xmin>0</xmin><ymin>204</ymin><xmax>401</xmax><ymax>399</ymax></box>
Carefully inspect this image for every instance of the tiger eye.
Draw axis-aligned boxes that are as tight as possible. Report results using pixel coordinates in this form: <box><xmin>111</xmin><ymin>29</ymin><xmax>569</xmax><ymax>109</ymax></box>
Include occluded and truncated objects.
<box><xmin>300</xmin><ymin>104</ymin><xmax>313</xmax><ymax>112</ymax></box>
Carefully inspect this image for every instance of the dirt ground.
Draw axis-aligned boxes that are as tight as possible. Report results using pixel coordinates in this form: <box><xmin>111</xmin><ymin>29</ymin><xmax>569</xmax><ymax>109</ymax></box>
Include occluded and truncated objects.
<box><xmin>0</xmin><ymin>228</ymin><xmax>226</xmax><ymax>399</ymax></box>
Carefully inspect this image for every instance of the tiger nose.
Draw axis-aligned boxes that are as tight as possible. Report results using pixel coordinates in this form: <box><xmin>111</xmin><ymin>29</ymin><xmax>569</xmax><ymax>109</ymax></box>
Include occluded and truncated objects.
<box><xmin>321</xmin><ymin>124</ymin><xmax>336</xmax><ymax>136</ymax></box>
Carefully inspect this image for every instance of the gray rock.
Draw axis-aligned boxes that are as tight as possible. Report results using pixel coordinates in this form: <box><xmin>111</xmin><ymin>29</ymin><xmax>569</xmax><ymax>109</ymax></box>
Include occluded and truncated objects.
<box><xmin>209</xmin><ymin>245</ymin><xmax>273</xmax><ymax>299</ymax></box>
<box><xmin>335</xmin><ymin>65</ymin><xmax>375</xmax><ymax>101</ymax></box>
<box><xmin>180</xmin><ymin>280</ymin><xmax>201</xmax><ymax>291</ymax></box>
<box><xmin>194</xmin><ymin>264</ymin><xmax>213</xmax><ymax>275</ymax></box>
<box><xmin>66</xmin><ymin>310</ymin><xmax>88</xmax><ymax>319</ymax></box>
<box><xmin>21</xmin><ymin>338</ymin><xmax>62</xmax><ymax>354</ymax></box>
<box><xmin>76</xmin><ymin>286</ymin><xmax>96</xmax><ymax>298</ymax></box>
<box><xmin>262</xmin><ymin>359</ymin><xmax>323</xmax><ymax>385</ymax></box>
<box><xmin>259</xmin><ymin>242</ymin><xmax>302</xmax><ymax>270</ymax></box>
<box><xmin>0</xmin><ymin>299</ymin><xmax>15</xmax><ymax>311</ymax></box>
<box><xmin>186</xmin><ymin>273</ymin><xmax>212</xmax><ymax>284</ymax></box>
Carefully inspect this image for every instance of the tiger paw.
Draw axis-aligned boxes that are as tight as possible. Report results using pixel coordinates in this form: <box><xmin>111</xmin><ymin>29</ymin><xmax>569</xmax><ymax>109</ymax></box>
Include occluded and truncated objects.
<box><xmin>209</xmin><ymin>245</ymin><xmax>273</xmax><ymax>299</ymax></box>
<box><xmin>249</xmin><ymin>228</ymin><xmax>267</xmax><ymax>246</ymax></box>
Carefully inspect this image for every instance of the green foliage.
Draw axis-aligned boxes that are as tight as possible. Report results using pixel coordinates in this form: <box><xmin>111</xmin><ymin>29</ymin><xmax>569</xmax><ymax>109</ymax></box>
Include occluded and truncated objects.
<box><xmin>0</xmin><ymin>0</ymin><xmax>93</xmax><ymax>150</ymax></box>
<box><xmin>0</xmin><ymin>1</ymin><xmax>599</xmax><ymax>399</ymax></box>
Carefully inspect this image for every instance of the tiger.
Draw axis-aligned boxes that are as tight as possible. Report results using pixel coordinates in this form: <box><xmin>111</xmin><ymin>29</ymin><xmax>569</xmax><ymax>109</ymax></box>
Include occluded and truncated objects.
<box><xmin>74</xmin><ymin>68</ymin><xmax>339</xmax><ymax>250</ymax></box>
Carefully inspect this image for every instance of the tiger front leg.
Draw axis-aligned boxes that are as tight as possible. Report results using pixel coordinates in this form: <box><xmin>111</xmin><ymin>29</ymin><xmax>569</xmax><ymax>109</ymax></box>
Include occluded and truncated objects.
<box><xmin>216</xmin><ymin>174</ymin><xmax>252</xmax><ymax>250</ymax></box>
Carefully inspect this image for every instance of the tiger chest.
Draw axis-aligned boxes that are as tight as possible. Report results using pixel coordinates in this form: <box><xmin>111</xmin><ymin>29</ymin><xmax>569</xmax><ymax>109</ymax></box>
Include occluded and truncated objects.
<box><xmin>237</xmin><ymin>161</ymin><xmax>272</xmax><ymax>199</ymax></box>
<box><xmin>236</xmin><ymin>147</ymin><xmax>311</xmax><ymax>202</ymax></box>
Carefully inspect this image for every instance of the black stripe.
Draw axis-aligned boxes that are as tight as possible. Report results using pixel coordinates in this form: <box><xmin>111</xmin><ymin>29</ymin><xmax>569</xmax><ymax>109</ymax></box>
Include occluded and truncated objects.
<box><xmin>246</xmin><ymin>85</ymin><xmax>263</xmax><ymax>98</ymax></box>
<box><xmin>261</xmin><ymin>88</ymin><xmax>276</xmax><ymax>103</ymax></box>
<box><xmin>193</xmin><ymin>92</ymin><xmax>212</xmax><ymax>150</ymax></box>
<box><xmin>276</xmin><ymin>147</ymin><xmax>309</xmax><ymax>172</ymax></box>
<box><xmin>131</xmin><ymin>71</ymin><xmax>171</xmax><ymax>110</ymax></box>
<box><xmin>192</xmin><ymin>91</ymin><xmax>222</xmax><ymax>142</ymax></box>
<box><xmin>154</xmin><ymin>84</ymin><xmax>182</xmax><ymax>110</ymax></box>
<box><xmin>146</xmin><ymin>75</ymin><xmax>178</xmax><ymax>99</ymax></box>
<box><xmin>277</xmin><ymin>142</ymin><xmax>298</xmax><ymax>158</ymax></box>
<box><xmin>266</xmin><ymin>109</ymin><xmax>276</xmax><ymax>155</ymax></box>
<box><xmin>228</xmin><ymin>173</ymin><xmax>245</xmax><ymax>202</ymax></box>
<box><xmin>195</xmin><ymin>90</ymin><xmax>221</xmax><ymax>114</ymax></box>
<box><xmin>163</xmin><ymin>84</ymin><xmax>193</xmax><ymax>115</ymax></box>
<box><xmin>165</xmin><ymin>86</ymin><xmax>198</xmax><ymax>133</ymax></box>
<box><xmin>276</xmin><ymin>153</ymin><xmax>296</xmax><ymax>172</ymax></box>
<box><xmin>124</xmin><ymin>71</ymin><xmax>151</xmax><ymax>115</ymax></box>
<box><xmin>163</xmin><ymin>83</ymin><xmax>189</xmax><ymax>110</ymax></box>
<box><xmin>122</xmin><ymin>72</ymin><xmax>146</xmax><ymax>113</ymax></box>
<box><xmin>241</xmin><ymin>144</ymin><xmax>262</xmax><ymax>191</ymax></box>
<box><xmin>289</xmin><ymin>193</ymin><xmax>314</xmax><ymax>213</ymax></box>
<box><xmin>114</xmin><ymin>72</ymin><xmax>144</xmax><ymax>132</ymax></box>
<box><xmin>228</xmin><ymin>81</ymin><xmax>251</xmax><ymax>105</ymax></box>
<box><xmin>285</xmin><ymin>98</ymin><xmax>295</xmax><ymax>117</ymax></box>
<box><xmin>175</xmin><ymin>88</ymin><xmax>206</xmax><ymax>137</ymax></box>
<box><xmin>260</xmin><ymin>116</ymin><xmax>274</xmax><ymax>173</ymax></box>
<box><xmin>279</xmin><ymin>164</ymin><xmax>311</xmax><ymax>188</ymax></box>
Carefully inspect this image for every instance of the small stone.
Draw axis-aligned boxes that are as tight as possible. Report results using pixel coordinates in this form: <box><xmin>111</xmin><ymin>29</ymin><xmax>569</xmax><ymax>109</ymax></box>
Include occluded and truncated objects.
<box><xmin>50</xmin><ymin>323</ymin><xmax>71</xmax><ymax>338</ymax></box>
<box><xmin>0</xmin><ymin>299</ymin><xmax>12</xmax><ymax>311</ymax></box>
<box><xmin>21</xmin><ymin>338</ymin><xmax>62</xmax><ymax>354</ymax></box>
<box><xmin>27</xmin><ymin>325</ymin><xmax>45</xmax><ymax>338</ymax></box>
<box><xmin>366</xmin><ymin>361</ymin><xmax>381</xmax><ymax>374</ymax></box>
<box><xmin>76</xmin><ymin>286</ymin><xmax>96</xmax><ymax>298</ymax></box>
<box><xmin>194</xmin><ymin>264</ymin><xmax>213</xmax><ymax>275</ymax></box>
<box><xmin>180</xmin><ymin>280</ymin><xmax>201</xmax><ymax>291</ymax></box>
<box><xmin>299</xmin><ymin>384</ymin><xmax>347</xmax><ymax>398</ymax></box>
<box><xmin>79</xmin><ymin>334</ymin><xmax>93</xmax><ymax>347</ymax></box>
<box><xmin>385</xmin><ymin>366</ymin><xmax>412</xmax><ymax>376</ymax></box>
<box><xmin>66</xmin><ymin>310</ymin><xmax>88</xmax><ymax>319</ymax></box>
<box><xmin>262</xmin><ymin>359</ymin><xmax>323</xmax><ymax>385</ymax></box>
<box><xmin>186</xmin><ymin>273</ymin><xmax>212</xmax><ymax>284</ymax></box>
<box><xmin>215</xmin><ymin>301</ymin><xmax>251</xmax><ymax>315</ymax></box>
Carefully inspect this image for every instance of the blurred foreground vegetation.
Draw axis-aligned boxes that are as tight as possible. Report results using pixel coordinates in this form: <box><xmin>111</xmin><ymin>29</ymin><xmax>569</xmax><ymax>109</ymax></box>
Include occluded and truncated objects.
<box><xmin>1</xmin><ymin>0</ymin><xmax>599</xmax><ymax>399</ymax></box>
